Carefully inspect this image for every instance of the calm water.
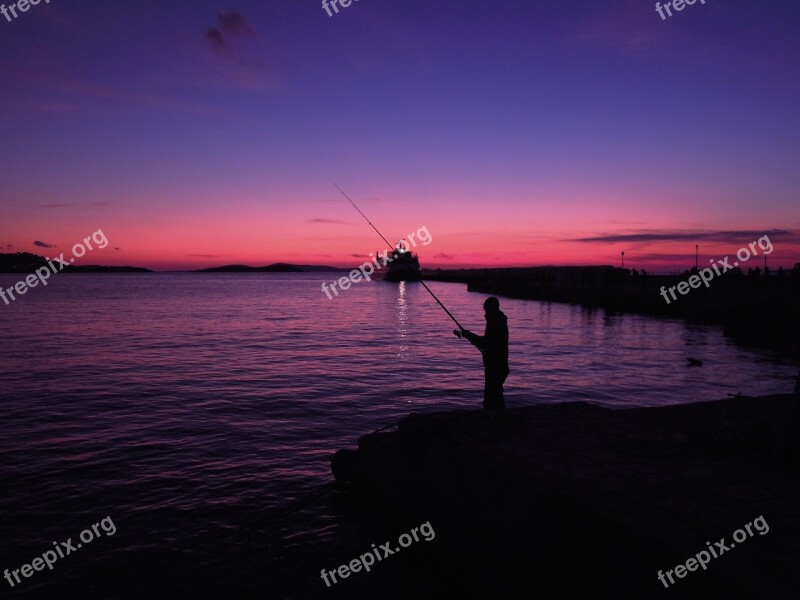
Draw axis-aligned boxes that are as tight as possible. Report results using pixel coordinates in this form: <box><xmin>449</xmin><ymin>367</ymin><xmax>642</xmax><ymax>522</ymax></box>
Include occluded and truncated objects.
<box><xmin>0</xmin><ymin>273</ymin><xmax>795</xmax><ymax>597</ymax></box>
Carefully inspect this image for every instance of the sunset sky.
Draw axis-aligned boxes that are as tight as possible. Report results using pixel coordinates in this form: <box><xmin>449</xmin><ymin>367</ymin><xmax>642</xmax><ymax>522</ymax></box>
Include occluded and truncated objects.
<box><xmin>1</xmin><ymin>0</ymin><xmax>798</xmax><ymax>271</ymax></box>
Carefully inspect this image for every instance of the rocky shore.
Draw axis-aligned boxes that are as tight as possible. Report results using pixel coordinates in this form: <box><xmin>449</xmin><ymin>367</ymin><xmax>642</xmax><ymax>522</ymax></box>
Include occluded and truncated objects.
<box><xmin>332</xmin><ymin>394</ymin><xmax>800</xmax><ymax>598</ymax></box>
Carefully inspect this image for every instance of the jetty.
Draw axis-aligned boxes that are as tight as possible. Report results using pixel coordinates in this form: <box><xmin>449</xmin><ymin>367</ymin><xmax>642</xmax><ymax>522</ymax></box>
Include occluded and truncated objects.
<box><xmin>423</xmin><ymin>266</ymin><xmax>800</xmax><ymax>352</ymax></box>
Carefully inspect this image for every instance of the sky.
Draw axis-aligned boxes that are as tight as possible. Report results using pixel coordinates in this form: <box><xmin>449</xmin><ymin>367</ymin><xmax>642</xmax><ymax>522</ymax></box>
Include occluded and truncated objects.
<box><xmin>1</xmin><ymin>0</ymin><xmax>799</xmax><ymax>271</ymax></box>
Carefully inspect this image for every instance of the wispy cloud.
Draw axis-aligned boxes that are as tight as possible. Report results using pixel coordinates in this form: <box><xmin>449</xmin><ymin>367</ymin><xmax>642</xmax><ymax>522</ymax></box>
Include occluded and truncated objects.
<box><xmin>204</xmin><ymin>28</ymin><xmax>228</xmax><ymax>54</ymax></box>
<box><xmin>32</xmin><ymin>201</ymin><xmax>112</xmax><ymax>209</ymax></box>
<box><xmin>631</xmin><ymin>252</ymin><xmax>710</xmax><ymax>262</ymax></box>
<box><xmin>217</xmin><ymin>11</ymin><xmax>254</xmax><ymax>37</ymax></box>
<box><xmin>308</xmin><ymin>218</ymin><xmax>347</xmax><ymax>225</ymax></box>
<box><xmin>33</xmin><ymin>240</ymin><xmax>56</xmax><ymax>248</ymax></box>
<box><xmin>569</xmin><ymin>229</ymin><xmax>794</xmax><ymax>244</ymax></box>
<box><xmin>434</xmin><ymin>253</ymin><xmax>453</xmax><ymax>259</ymax></box>
<box><xmin>204</xmin><ymin>10</ymin><xmax>260</xmax><ymax>67</ymax></box>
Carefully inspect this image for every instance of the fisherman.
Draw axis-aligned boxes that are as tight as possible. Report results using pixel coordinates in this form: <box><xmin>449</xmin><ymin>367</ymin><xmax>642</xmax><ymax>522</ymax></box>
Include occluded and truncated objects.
<box><xmin>455</xmin><ymin>297</ymin><xmax>510</xmax><ymax>410</ymax></box>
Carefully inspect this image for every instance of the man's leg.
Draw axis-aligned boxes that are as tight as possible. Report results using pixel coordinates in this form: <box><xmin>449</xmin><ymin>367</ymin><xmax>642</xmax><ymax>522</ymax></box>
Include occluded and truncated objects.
<box><xmin>484</xmin><ymin>369</ymin><xmax>506</xmax><ymax>410</ymax></box>
<box><xmin>497</xmin><ymin>366</ymin><xmax>509</xmax><ymax>409</ymax></box>
<box><xmin>483</xmin><ymin>371</ymin><xmax>491</xmax><ymax>409</ymax></box>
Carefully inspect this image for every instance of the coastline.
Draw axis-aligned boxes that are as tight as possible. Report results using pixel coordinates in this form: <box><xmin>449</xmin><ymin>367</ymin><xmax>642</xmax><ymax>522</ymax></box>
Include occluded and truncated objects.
<box><xmin>423</xmin><ymin>266</ymin><xmax>800</xmax><ymax>354</ymax></box>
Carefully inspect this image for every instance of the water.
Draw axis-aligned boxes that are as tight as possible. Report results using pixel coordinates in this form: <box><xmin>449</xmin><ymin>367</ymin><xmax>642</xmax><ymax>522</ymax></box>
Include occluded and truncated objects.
<box><xmin>0</xmin><ymin>273</ymin><xmax>795</xmax><ymax>597</ymax></box>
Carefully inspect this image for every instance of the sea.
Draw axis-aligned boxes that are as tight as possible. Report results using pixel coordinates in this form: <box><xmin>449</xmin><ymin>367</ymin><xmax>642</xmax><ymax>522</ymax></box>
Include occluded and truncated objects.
<box><xmin>0</xmin><ymin>273</ymin><xmax>796</xmax><ymax>598</ymax></box>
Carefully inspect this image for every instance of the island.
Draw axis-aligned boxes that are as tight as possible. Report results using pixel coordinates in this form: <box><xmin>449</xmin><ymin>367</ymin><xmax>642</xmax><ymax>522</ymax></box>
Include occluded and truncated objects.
<box><xmin>197</xmin><ymin>263</ymin><xmax>345</xmax><ymax>273</ymax></box>
<box><xmin>0</xmin><ymin>252</ymin><xmax>151</xmax><ymax>273</ymax></box>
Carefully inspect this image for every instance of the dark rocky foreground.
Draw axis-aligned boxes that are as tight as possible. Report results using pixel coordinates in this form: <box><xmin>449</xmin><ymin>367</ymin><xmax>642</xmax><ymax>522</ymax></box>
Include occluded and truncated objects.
<box><xmin>423</xmin><ymin>266</ymin><xmax>800</xmax><ymax>353</ymax></box>
<box><xmin>331</xmin><ymin>394</ymin><xmax>800</xmax><ymax>599</ymax></box>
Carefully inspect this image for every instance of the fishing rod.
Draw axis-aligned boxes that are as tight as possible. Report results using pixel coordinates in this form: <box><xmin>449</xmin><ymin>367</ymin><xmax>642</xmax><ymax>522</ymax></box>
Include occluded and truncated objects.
<box><xmin>333</xmin><ymin>183</ymin><xmax>465</xmax><ymax>332</ymax></box>
<box><xmin>334</xmin><ymin>183</ymin><xmax>394</xmax><ymax>250</ymax></box>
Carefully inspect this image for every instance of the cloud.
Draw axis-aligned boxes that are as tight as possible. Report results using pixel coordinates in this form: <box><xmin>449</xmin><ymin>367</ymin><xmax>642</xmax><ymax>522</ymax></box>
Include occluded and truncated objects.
<box><xmin>351</xmin><ymin>253</ymin><xmax>365</xmax><ymax>258</ymax></box>
<box><xmin>204</xmin><ymin>28</ymin><xmax>228</xmax><ymax>54</ymax></box>
<box><xmin>189</xmin><ymin>254</ymin><xmax>219</xmax><ymax>258</ymax></box>
<box><xmin>204</xmin><ymin>11</ymin><xmax>255</xmax><ymax>56</ymax></box>
<box><xmin>308</xmin><ymin>218</ymin><xmax>347</xmax><ymax>225</ymax></box>
<box><xmin>33</xmin><ymin>240</ymin><xmax>56</xmax><ymax>248</ymax></box>
<box><xmin>569</xmin><ymin>229</ymin><xmax>795</xmax><ymax>244</ymax></box>
<box><xmin>33</xmin><ymin>201</ymin><xmax>111</xmax><ymax>209</ymax></box>
<box><xmin>434</xmin><ymin>253</ymin><xmax>453</xmax><ymax>259</ymax></box>
<box><xmin>218</xmin><ymin>11</ymin><xmax>254</xmax><ymax>36</ymax></box>
<box><xmin>627</xmin><ymin>252</ymin><xmax>706</xmax><ymax>262</ymax></box>
<box><xmin>114</xmin><ymin>247</ymin><xmax>121</xmax><ymax>251</ymax></box>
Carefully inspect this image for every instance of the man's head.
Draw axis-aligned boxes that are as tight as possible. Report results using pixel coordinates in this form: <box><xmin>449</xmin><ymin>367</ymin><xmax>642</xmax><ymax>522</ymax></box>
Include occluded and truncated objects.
<box><xmin>483</xmin><ymin>297</ymin><xmax>500</xmax><ymax>318</ymax></box>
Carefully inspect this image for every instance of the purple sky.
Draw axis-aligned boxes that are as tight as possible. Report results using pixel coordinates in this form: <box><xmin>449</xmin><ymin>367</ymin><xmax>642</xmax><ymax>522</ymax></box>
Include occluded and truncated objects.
<box><xmin>1</xmin><ymin>0</ymin><xmax>799</xmax><ymax>270</ymax></box>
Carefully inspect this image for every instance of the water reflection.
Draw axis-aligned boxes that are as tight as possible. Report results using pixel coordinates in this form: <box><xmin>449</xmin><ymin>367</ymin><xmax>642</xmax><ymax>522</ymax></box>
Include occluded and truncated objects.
<box><xmin>394</xmin><ymin>281</ymin><xmax>410</xmax><ymax>393</ymax></box>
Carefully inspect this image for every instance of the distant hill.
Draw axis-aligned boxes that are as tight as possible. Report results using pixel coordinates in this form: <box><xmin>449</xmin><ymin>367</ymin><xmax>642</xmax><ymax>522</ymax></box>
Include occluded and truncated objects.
<box><xmin>293</xmin><ymin>264</ymin><xmax>346</xmax><ymax>272</ymax></box>
<box><xmin>198</xmin><ymin>263</ymin><xmax>345</xmax><ymax>273</ymax></box>
<box><xmin>0</xmin><ymin>252</ymin><xmax>151</xmax><ymax>273</ymax></box>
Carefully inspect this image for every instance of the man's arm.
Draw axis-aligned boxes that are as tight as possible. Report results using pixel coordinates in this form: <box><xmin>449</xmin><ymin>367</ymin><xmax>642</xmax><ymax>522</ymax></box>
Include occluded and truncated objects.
<box><xmin>459</xmin><ymin>328</ymin><xmax>485</xmax><ymax>351</ymax></box>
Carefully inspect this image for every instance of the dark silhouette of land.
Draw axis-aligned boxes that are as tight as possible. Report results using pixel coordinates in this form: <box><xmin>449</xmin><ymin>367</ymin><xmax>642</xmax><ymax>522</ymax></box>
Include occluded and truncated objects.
<box><xmin>426</xmin><ymin>266</ymin><xmax>800</xmax><ymax>352</ymax></box>
<box><xmin>198</xmin><ymin>263</ymin><xmax>345</xmax><ymax>273</ymax></box>
<box><xmin>0</xmin><ymin>254</ymin><xmax>347</xmax><ymax>274</ymax></box>
<box><xmin>0</xmin><ymin>252</ymin><xmax>151</xmax><ymax>273</ymax></box>
<box><xmin>333</xmin><ymin>393</ymin><xmax>800</xmax><ymax>597</ymax></box>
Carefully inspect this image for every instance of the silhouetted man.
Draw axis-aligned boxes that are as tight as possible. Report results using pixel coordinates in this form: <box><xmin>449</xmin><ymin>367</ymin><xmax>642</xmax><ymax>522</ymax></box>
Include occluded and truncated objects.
<box><xmin>455</xmin><ymin>297</ymin><xmax>509</xmax><ymax>410</ymax></box>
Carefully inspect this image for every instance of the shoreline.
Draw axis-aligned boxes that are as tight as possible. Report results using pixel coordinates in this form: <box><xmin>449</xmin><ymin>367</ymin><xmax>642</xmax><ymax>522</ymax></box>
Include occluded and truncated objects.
<box><xmin>423</xmin><ymin>266</ymin><xmax>800</xmax><ymax>355</ymax></box>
